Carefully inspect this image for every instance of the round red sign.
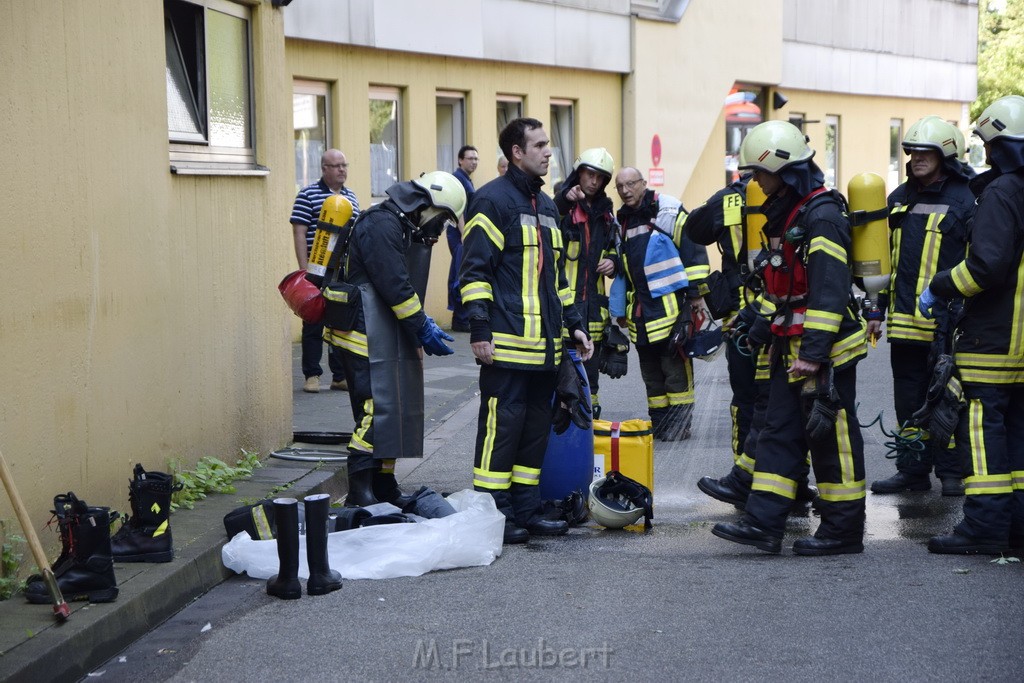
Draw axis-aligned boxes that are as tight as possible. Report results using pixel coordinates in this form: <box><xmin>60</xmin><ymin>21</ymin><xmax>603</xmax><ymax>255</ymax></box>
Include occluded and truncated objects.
<box><xmin>651</xmin><ymin>134</ymin><xmax>662</xmax><ymax>167</ymax></box>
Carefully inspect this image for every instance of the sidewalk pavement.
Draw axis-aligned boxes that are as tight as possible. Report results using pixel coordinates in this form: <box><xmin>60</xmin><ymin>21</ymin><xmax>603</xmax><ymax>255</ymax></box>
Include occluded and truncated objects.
<box><xmin>0</xmin><ymin>331</ymin><xmax>482</xmax><ymax>683</ymax></box>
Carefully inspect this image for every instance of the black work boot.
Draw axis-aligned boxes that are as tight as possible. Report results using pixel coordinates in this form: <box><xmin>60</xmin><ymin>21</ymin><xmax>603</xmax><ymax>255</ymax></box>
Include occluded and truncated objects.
<box><xmin>26</xmin><ymin>504</ymin><xmax>119</xmax><ymax>604</ymax></box>
<box><xmin>939</xmin><ymin>477</ymin><xmax>965</xmax><ymax>497</ymax></box>
<box><xmin>711</xmin><ymin>518</ymin><xmax>782</xmax><ymax>554</ymax></box>
<box><xmin>345</xmin><ymin>453</ymin><xmax>379</xmax><ymax>508</ymax></box>
<box><xmin>111</xmin><ymin>464</ymin><xmax>181</xmax><ymax>563</ymax></box>
<box><xmin>510</xmin><ymin>483</ymin><xmax>568</xmax><ymax>536</ymax></box>
<box><xmin>792</xmin><ymin>535</ymin><xmax>864</xmax><ymax>556</ymax></box>
<box><xmin>870</xmin><ymin>471</ymin><xmax>931</xmax><ymax>494</ymax></box>
<box><xmin>26</xmin><ymin>492</ymin><xmax>89</xmax><ymax>584</ymax></box>
<box><xmin>484</xmin><ymin>489</ymin><xmax>528</xmax><ymax>544</ymax></box>
<box><xmin>267</xmin><ymin>498</ymin><xmax>301</xmax><ymax>600</ymax></box>
<box><xmin>697</xmin><ymin>475</ymin><xmax>750</xmax><ymax>510</ymax></box>
<box><xmin>303</xmin><ymin>494</ymin><xmax>342</xmax><ymax>596</ymax></box>
<box><xmin>928</xmin><ymin>530</ymin><xmax>1009</xmax><ymax>555</ymax></box>
<box><xmin>372</xmin><ymin>460</ymin><xmax>415</xmax><ymax>509</ymax></box>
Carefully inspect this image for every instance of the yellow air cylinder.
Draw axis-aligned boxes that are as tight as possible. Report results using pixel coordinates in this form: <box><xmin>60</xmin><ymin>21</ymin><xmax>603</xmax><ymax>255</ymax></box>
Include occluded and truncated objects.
<box><xmin>847</xmin><ymin>172</ymin><xmax>891</xmax><ymax>303</ymax></box>
<box><xmin>306</xmin><ymin>195</ymin><xmax>354</xmax><ymax>285</ymax></box>
<box><xmin>744</xmin><ymin>180</ymin><xmax>768</xmax><ymax>272</ymax></box>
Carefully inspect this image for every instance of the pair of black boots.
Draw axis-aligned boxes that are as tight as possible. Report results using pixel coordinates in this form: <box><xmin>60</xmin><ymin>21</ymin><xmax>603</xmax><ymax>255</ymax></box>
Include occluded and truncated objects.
<box><xmin>266</xmin><ymin>495</ymin><xmax>342</xmax><ymax>600</ymax></box>
<box><xmin>489</xmin><ymin>484</ymin><xmax>569</xmax><ymax>544</ymax></box>
<box><xmin>24</xmin><ymin>492</ymin><xmax>119</xmax><ymax>604</ymax></box>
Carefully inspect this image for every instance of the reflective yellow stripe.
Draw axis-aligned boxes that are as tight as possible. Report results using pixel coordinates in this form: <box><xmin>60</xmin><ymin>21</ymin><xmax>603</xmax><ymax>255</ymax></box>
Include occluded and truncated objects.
<box><xmin>685</xmin><ymin>264</ymin><xmax>710</xmax><ymax>279</ymax></box>
<box><xmin>917</xmin><ymin>213</ymin><xmax>944</xmax><ymax>298</ymax></box>
<box><xmin>803</xmin><ymin>309</ymin><xmax>842</xmax><ymax>333</ymax></box>
<box><xmin>379</xmin><ymin>458</ymin><xmax>396</xmax><ymax>475</ymax></box>
<box><xmin>1011</xmin><ymin>470</ymin><xmax>1024</xmax><ymax>490</ymax></box>
<box><xmin>251</xmin><ymin>506</ymin><xmax>274</xmax><ymax>540</ymax></box>
<box><xmin>808</xmin><ymin>236</ymin><xmax>847</xmax><ymax>264</ymax></box>
<box><xmin>480</xmin><ymin>396</ymin><xmax>498</xmax><ymax>472</ymax></box>
<box><xmin>736</xmin><ymin>452</ymin><xmax>756</xmax><ymax>475</ymax></box>
<box><xmin>392</xmin><ymin>294</ymin><xmax>421</xmax><ymax>320</ymax></box>
<box><xmin>963</xmin><ymin>473</ymin><xmax>1013</xmax><ymax>495</ymax></box>
<box><xmin>666</xmin><ymin>389</ymin><xmax>694</xmax><ymax>406</ymax></box>
<box><xmin>730</xmin><ymin>404</ymin><xmax>740</xmax><ymax>456</ymax></box>
<box><xmin>152</xmin><ymin>520</ymin><xmax>169</xmax><ymax>538</ymax></box>
<box><xmin>1013</xmin><ymin>257</ymin><xmax>1024</xmax><ymax>355</ymax></box>
<box><xmin>473</xmin><ymin>467</ymin><xmax>511</xmax><ymax>491</ymax></box>
<box><xmin>817</xmin><ymin>480</ymin><xmax>867</xmax><ymax>501</ymax></box>
<box><xmin>465</xmin><ymin>213</ymin><xmax>504</xmax><ymax>249</ymax></box>
<box><xmin>350</xmin><ymin>398</ymin><xmax>375</xmax><ymax>452</ymax></box>
<box><xmin>491</xmin><ymin>332</ymin><xmax>547</xmax><ymax>349</ymax></box>
<box><xmin>648</xmin><ymin>394</ymin><xmax>669</xmax><ymax>409</ymax></box>
<box><xmin>968</xmin><ymin>398</ymin><xmax>985</xmax><ymax>476</ymax></box>
<box><xmin>324</xmin><ymin>329</ymin><xmax>369</xmax><ymax>357</ymax></box>
<box><xmin>950</xmin><ymin>260</ymin><xmax>982</xmax><ymax>297</ymax></box>
<box><xmin>511</xmin><ymin>465</ymin><xmax>541</xmax><ymax>485</ymax></box>
<box><xmin>461</xmin><ymin>281</ymin><xmax>493</xmax><ymax>303</ymax></box>
<box><xmin>751</xmin><ymin>472</ymin><xmax>797</xmax><ymax>499</ymax></box>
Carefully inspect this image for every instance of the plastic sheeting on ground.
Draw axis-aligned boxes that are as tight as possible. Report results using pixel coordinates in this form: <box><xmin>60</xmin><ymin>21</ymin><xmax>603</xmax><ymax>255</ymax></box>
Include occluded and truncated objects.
<box><xmin>221</xmin><ymin>489</ymin><xmax>504</xmax><ymax>580</ymax></box>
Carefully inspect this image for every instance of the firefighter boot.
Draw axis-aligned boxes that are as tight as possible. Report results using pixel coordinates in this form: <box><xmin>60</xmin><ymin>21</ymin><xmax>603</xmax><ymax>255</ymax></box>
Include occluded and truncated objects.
<box><xmin>372</xmin><ymin>459</ymin><xmax>415</xmax><ymax>509</ymax></box>
<box><xmin>483</xmin><ymin>488</ymin><xmax>528</xmax><ymax>544</ymax></box>
<box><xmin>697</xmin><ymin>475</ymin><xmax>750</xmax><ymax>510</ymax></box>
<box><xmin>345</xmin><ymin>453</ymin><xmax>379</xmax><ymax>508</ymax></box>
<box><xmin>111</xmin><ymin>464</ymin><xmax>181</xmax><ymax>563</ymax></box>
<box><xmin>25</xmin><ymin>492</ymin><xmax>89</xmax><ymax>585</ymax></box>
<box><xmin>510</xmin><ymin>483</ymin><xmax>568</xmax><ymax>536</ymax></box>
<box><xmin>870</xmin><ymin>471</ymin><xmax>931</xmax><ymax>494</ymax></box>
<box><xmin>25</xmin><ymin>505</ymin><xmax>119</xmax><ymax>604</ymax></box>
<box><xmin>303</xmin><ymin>494</ymin><xmax>342</xmax><ymax>596</ymax></box>
<box><xmin>266</xmin><ymin>498</ymin><xmax>301</xmax><ymax>600</ymax></box>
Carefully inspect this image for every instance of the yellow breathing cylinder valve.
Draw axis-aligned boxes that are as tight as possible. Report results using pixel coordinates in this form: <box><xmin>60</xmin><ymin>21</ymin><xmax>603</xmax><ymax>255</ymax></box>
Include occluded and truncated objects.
<box><xmin>306</xmin><ymin>195</ymin><xmax>354</xmax><ymax>286</ymax></box>
<box><xmin>744</xmin><ymin>180</ymin><xmax>768</xmax><ymax>272</ymax></box>
<box><xmin>847</xmin><ymin>172</ymin><xmax>891</xmax><ymax>317</ymax></box>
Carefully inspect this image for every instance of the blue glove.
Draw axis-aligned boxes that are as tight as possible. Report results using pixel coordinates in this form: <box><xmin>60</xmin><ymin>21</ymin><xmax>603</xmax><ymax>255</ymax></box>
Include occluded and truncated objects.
<box><xmin>917</xmin><ymin>286</ymin><xmax>937</xmax><ymax>319</ymax></box>
<box><xmin>418</xmin><ymin>316</ymin><xmax>455</xmax><ymax>356</ymax></box>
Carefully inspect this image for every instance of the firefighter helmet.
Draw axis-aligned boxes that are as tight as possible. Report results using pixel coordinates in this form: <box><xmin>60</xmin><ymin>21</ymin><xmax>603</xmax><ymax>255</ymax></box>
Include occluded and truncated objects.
<box><xmin>975</xmin><ymin>95</ymin><xmax>1024</xmax><ymax>142</ymax></box>
<box><xmin>902</xmin><ymin>117</ymin><xmax>958</xmax><ymax>158</ymax></box>
<box><xmin>574</xmin><ymin>147</ymin><xmax>614</xmax><ymax>178</ymax></box>
<box><xmin>588</xmin><ymin>472</ymin><xmax>653</xmax><ymax>530</ymax></box>
<box><xmin>738</xmin><ymin>121</ymin><xmax>814</xmax><ymax>173</ymax></box>
<box><xmin>412</xmin><ymin>171</ymin><xmax>467</xmax><ymax>220</ymax></box>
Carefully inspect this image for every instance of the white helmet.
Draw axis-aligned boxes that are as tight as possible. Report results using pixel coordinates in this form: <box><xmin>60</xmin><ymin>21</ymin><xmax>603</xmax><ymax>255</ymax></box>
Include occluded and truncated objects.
<box><xmin>902</xmin><ymin>117</ymin><xmax>959</xmax><ymax>158</ymax></box>
<box><xmin>974</xmin><ymin>95</ymin><xmax>1024</xmax><ymax>143</ymax></box>
<box><xmin>412</xmin><ymin>171</ymin><xmax>468</xmax><ymax>219</ymax></box>
<box><xmin>738</xmin><ymin>121</ymin><xmax>814</xmax><ymax>174</ymax></box>
<box><xmin>588</xmin><ymin>472</ymin><xmax>653</xmax><ymax>530</ymax></box>
<box><xmin>574</xmin><ymin>147</ymin><xmax>614</xmax><ymax>178</ymax></box>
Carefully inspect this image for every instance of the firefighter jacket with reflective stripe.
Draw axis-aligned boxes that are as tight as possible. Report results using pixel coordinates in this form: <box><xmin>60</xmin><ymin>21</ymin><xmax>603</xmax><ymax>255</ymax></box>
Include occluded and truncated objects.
<box><xmin>323</xmin><ymin>202</ymin><xmax>426</xmax><ymax>357</ymax></box>
<box><xmin>616</xmin><ymin>190</ymin><xmax>710</xmax><ymax>345</ymax></box>
<box><xmin>930</xmin><ymin>169</ymin><xmax>1024</xmax><ymax>385</ymax></box>
<box><xmin>755</xmin><ymin>187</ymin><xmax>866</xmax><ymax>371</ymax></box>
<box><xmin>879</xmin><ymin>174</ymin><xmax>974</xmax><ymax>345</ymax></box>
<box><xmin>685</xmin><ymin>177</ymin><xmax>751</xmax><ymax>316</ymax></box>
<box><xmin>555</xmin><ymin>191</ymin><xmax>619</xmax><ymax>342</ymax></box>
<box><xmin>459</xmin><ymin>164</ymin><xmax>584</xmax><ymax>370</ymax></box>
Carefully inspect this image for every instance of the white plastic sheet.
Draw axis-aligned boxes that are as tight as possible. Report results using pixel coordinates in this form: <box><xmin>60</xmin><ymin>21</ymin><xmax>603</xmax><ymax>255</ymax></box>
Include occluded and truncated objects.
<box><xmin>221</xmin><ymin>489</ymin><xmax>504</xmax><ymax>580</ymax></box>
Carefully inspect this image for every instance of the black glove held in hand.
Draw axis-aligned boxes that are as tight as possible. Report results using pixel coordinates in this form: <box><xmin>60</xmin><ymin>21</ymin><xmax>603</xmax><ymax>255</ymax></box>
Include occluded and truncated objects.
<box><xmin>552</xmin><ymin>354</ymin><xmax>591</xmax><ymax>434</ymax></box>
<box><xmin>599</xmin><ymin>326</ymin><xmax>630</xmax><ymax>378</ymax></box>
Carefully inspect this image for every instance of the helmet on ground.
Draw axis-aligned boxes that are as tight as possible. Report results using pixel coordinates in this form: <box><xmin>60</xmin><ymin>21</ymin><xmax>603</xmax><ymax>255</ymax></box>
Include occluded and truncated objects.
<box><xmin>574</xmin><ymin>147</ymin><xmax>614</xmax><ymax>178</ymax></box>
<box><xmin>738</xmin><ymin>121</ymin><xmax>814</xmax><ymax>174</ymax></box>
<box><xmin>318</xmin><ymin>194</ymin><xmax>354</xmax><ymax>226</ymax></box>
<box><xmin>974</xmin><ymin>95</ymin><xmax>1024</xmax><ymax>143</ymax></box>
<box><xmin>412</xmin><ymin>171</ymin><xmax>467</xmax><ymax>220</ymax></box>
<box><xmin>588</xmin><ymin>471</ymin><xmax>653</xmax><ymax>530</ymax></box>
<box><xmin>902</xmin><ymin>117</ymin><xmax>958</xmax><ymax>158</ymax></box>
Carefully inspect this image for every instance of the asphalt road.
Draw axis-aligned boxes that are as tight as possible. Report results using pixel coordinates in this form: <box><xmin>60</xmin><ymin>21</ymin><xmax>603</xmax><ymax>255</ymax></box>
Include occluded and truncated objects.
<box><xmin>87</xmin><ymin>335</ymin><xmax>1024</xmax><ymax>682</ymax></box>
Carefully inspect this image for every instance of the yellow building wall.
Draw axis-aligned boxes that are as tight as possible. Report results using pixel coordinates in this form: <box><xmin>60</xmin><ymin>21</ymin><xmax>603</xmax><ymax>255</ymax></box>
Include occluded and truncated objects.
<box><xmin>0</xmin><ymin>1</ymin><xmax>294</xmax><ymax>543</ymax></box>
<box><xmin>286</xmin><ymin>42</ymin><xmax>623</xmax><ymax>317</ymax></box>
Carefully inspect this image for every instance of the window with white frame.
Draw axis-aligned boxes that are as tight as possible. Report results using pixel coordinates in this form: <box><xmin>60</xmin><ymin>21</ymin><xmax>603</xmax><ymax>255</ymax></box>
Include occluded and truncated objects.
<box><xmin>889</xmin><ymin>118</ymin><xmax>903</xmax><ymax>190</ymax></box>
<box><xmin>370</xmin><ymin>87</ymin><xmax>402</xmax><ymax>198</ymax></box>
<box><xmin>496</xmin><ymin>96</ymin><xmax>523</xmax><ymax>162</ymax></box>
<box><xmin>549</xmin><ymin>100</ymin><xmax>575</xmax><ymax>192</ymax></box>
<box><xmin>436</xmin><ymin>93</ymin><xmax>466</xmax><ymax>173</ymax></box>
<box><xmin>293</xmin><ymin>80</ymin><xmax>330</xmax><ymax>192</ymax></box>
<box><xmin>164</xmin><ymin>0</ymin><xmax>258</xmax><ymax>173</ymax></box>
<box><xmin>824</xmin><ymin>115</ymin><xmax>840</xmax><ymax>189</ymax></box>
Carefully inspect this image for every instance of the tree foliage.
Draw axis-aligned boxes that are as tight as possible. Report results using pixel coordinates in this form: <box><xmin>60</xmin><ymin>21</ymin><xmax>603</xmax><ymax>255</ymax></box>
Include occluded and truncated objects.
<box><xmin>973</xmin><ymin>0</ymin><xmax>1024</xmax><ymax>120</ymax></box>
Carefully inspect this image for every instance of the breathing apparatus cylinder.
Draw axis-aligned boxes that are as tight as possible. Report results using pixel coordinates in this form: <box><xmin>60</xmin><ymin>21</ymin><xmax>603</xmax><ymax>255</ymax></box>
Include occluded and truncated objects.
<box><xmin>744</xmin><ymin>180</ymin><xmax>768</xmax><ymax>272</ymax></box>
<box><xmin>306</xmin><ymin>195</ymin><xmax>354</xmax><ymax>286</ymax></box>
<box><xmin>847</xmin><ymin>172</ymin><xmax>891</xmax><ymax>309</ymax></box>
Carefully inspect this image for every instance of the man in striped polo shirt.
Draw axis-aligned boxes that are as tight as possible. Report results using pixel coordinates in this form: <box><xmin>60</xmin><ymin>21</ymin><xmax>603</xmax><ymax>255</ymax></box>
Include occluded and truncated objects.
<box><xmin>290</xmin><ymin>149</ymin><xmax>360</xmax><ymax>393</ymax></box>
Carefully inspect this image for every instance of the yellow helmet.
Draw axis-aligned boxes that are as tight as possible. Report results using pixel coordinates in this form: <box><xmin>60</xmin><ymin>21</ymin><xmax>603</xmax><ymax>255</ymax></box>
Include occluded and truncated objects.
<box><xmin>738</xmin><ymin>121</ymin><xmax>814</xmax><ymax>173</ymax></box>
<box><xmin>574</xmin><ymin>147</ymin><xmax>614</xmax><ymax>178</ymax></box>
<box><xmin>412</xmin><ymin>171</ymin><xmax>467</xmax><ymax>219</ymax></box>
<box><xmin>903</xmin><ymin>117</ymin><xmax>959</xmax><ymax>158</ymax></box>
<box><xmin>318</xmin><ymin>194</ymin><xmax>354</xmax><ymax>226</ymax></box>
<box><xmin>974</xmin><ymin>95</ymin><xmax>1024</xmax><ymax>143</ymax></box>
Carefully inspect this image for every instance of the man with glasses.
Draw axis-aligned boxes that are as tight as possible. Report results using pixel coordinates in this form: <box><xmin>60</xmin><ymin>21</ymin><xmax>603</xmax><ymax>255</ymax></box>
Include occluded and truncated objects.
<box><xmin>614</xmin><ymin>168</ymin><xmax>709</xmax><ymax>441</ymax></box>
<box><xmin>290</xmin><ymin>149</ymin><xmax>360</xmax><ymax>392</ymax></box>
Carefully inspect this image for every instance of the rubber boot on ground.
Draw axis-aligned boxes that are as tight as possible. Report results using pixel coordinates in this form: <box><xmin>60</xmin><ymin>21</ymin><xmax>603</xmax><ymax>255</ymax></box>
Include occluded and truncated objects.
<box><xmin>111</xmin><ymin>464</ymin><xmax>181</xmax><ymax>563</ymax></box>
<box><xmin>372</xmin><ymin>459</ymin><xmax>415</xmax><ymax>509</ymax></box>
<box><xmin>266</xmin><ymin>498</ymin><xmax>301</xmax><ymax>600</ymax></box>
<box><xmin>25</xmin><ymin>504</ymin><xmax>119</xmax><ymax>604</ymax></box>
<box><xmin>303</xmin><ymin>494</ymin><xmax>342</xmax><ymax>596</ymax></box>
<box><xmin>345</xmin><ymin>453</ymin><xmax>379</xmax><ymax>508</ymax></box>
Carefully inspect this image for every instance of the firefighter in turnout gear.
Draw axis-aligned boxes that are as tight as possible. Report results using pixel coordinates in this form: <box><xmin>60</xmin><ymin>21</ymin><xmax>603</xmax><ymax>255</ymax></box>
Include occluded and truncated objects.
<box><xmin>922</xmin><ymin>95</ymin><xmax>1024</xmax><ymax>555</ymax></box>
<box><xmin>459</xmin><ymin>117</ymin><xmax>593</xmax><ymax>544</ymax></box>
<box><xmin>712</xmin><ymin>121</ymin><xmax>868</xmax><ymax>556</ymax></box>
<box><xmin>685</xmin><ymin>174</ymin><xmax>758</xmax><ymax>459</ymax></box>
<box><xmin>324</xmin><ymin>171</ymin><xmax>467</xmax><ymax>508</ymax></box>
<box><xmin>613</xmin><ymin>167</ymin><xmax>710</xmax><ymax>441</ymax></box>
<box><xmin>554</xmin><ymin>147</ymin><xmax>621</xmax><ymax>419</ymax></box>
<box><xmin>869</xmin><ymin>116</ymin><xmax>974</xmax><ymax>497</ymax></box>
